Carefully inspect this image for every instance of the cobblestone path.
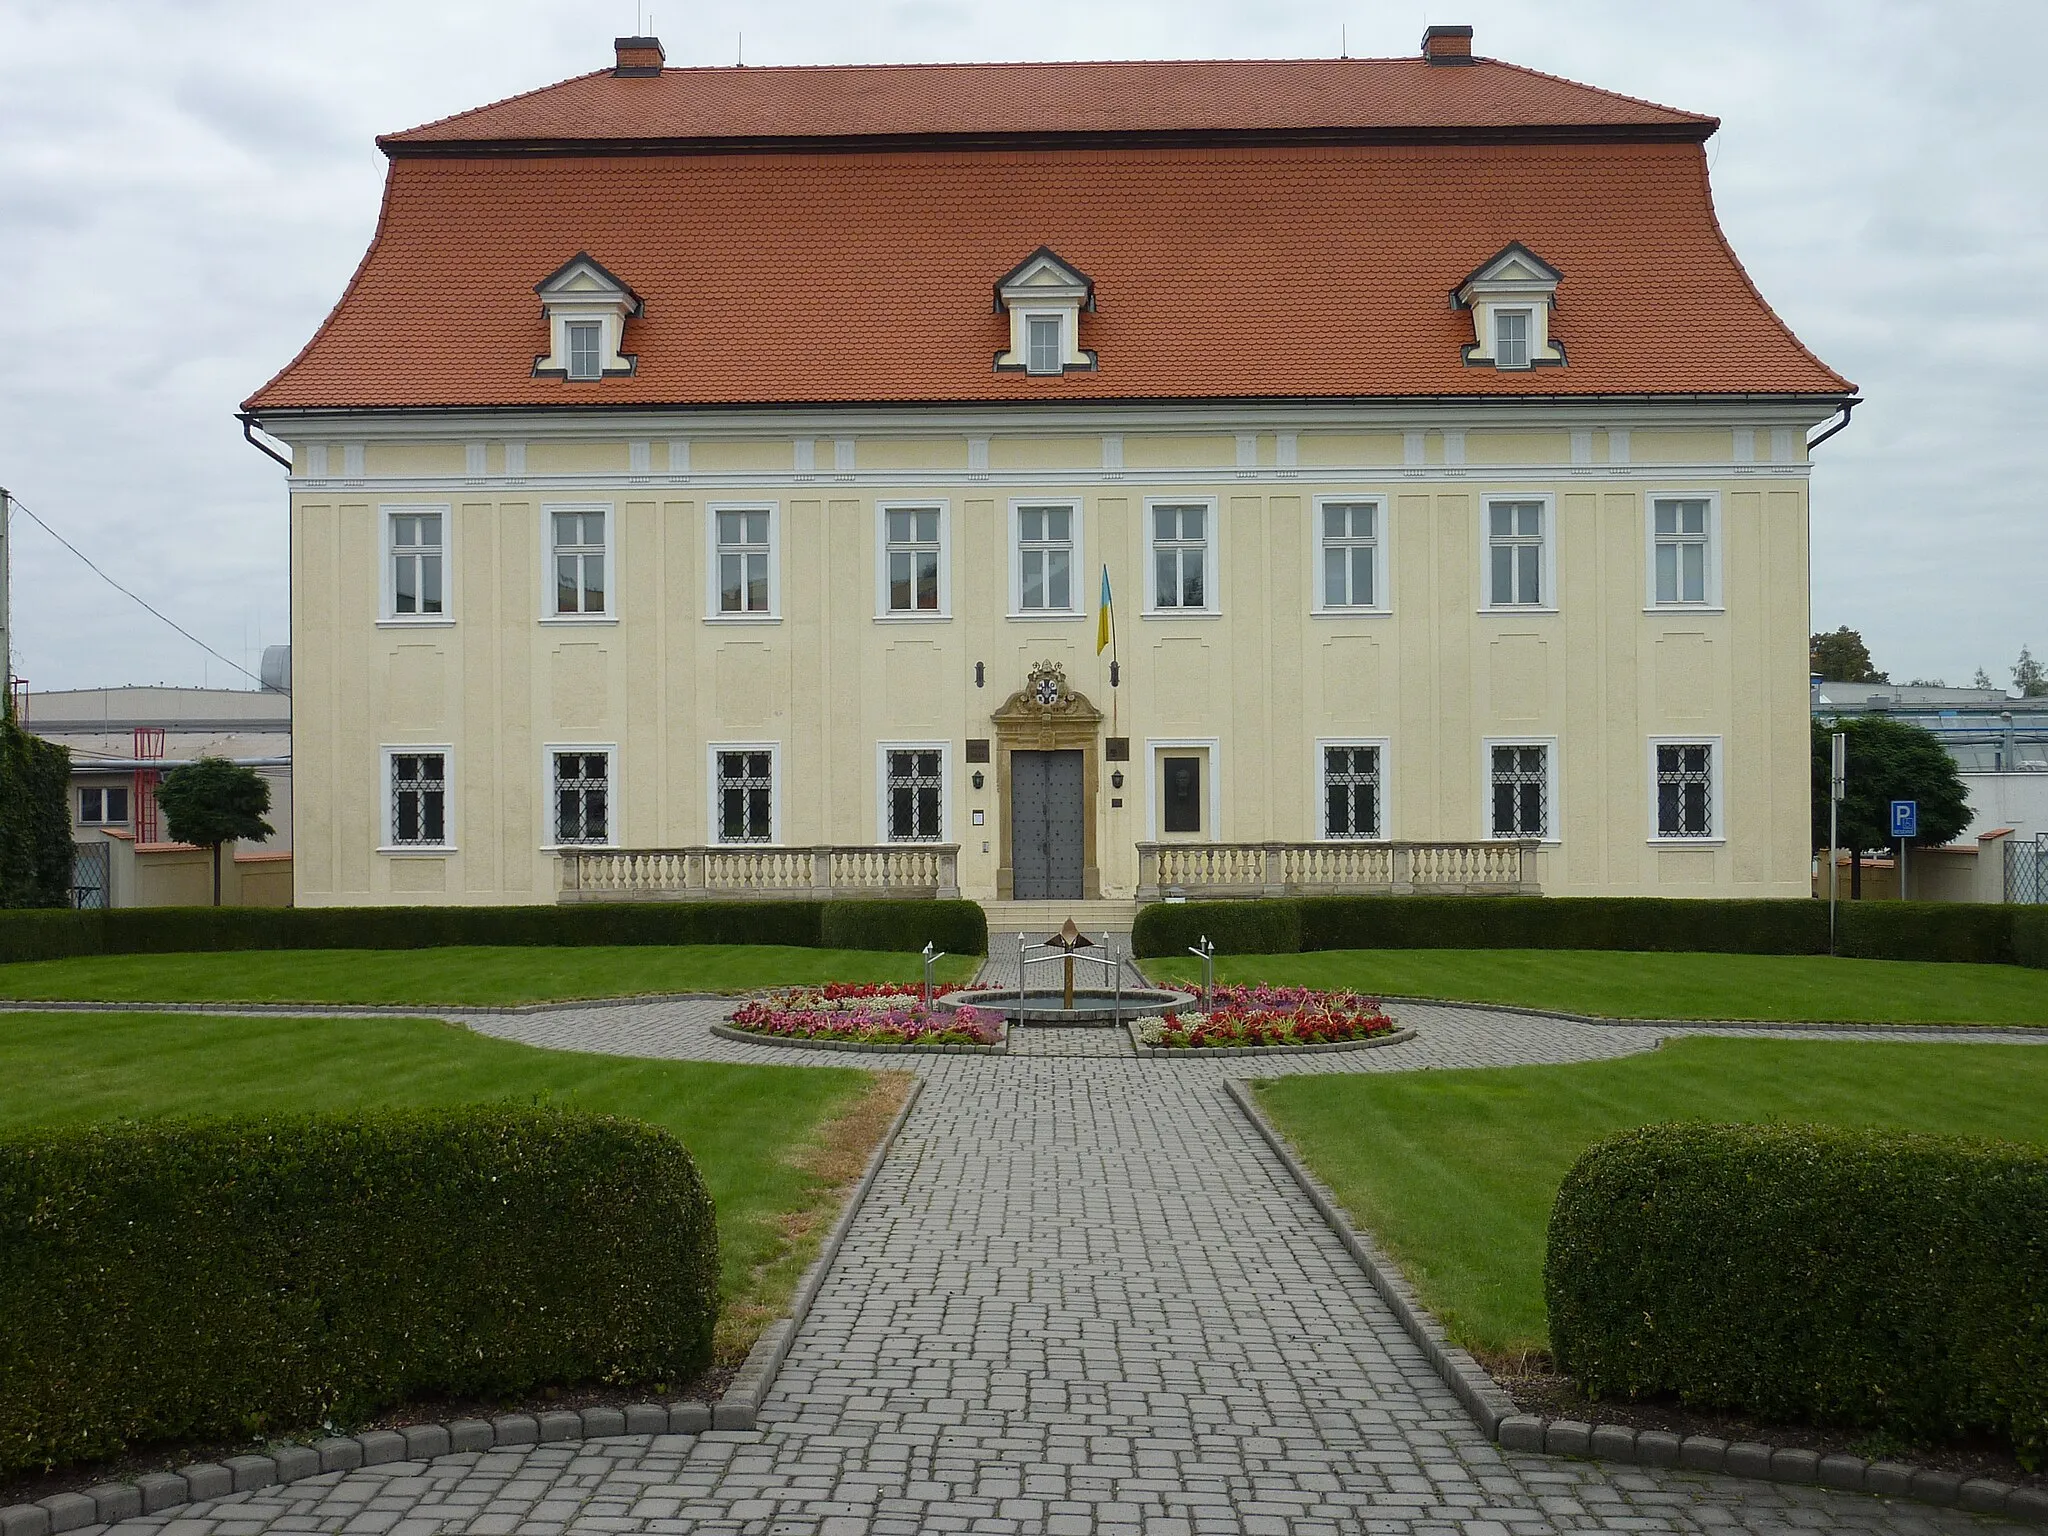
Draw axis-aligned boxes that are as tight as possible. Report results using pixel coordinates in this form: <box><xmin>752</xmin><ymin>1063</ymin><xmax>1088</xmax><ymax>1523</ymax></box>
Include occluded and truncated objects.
<box><xmin>99</xmin><ymin>970</ymin><xmax>2041</xmax><ymax>1536</ymax></box>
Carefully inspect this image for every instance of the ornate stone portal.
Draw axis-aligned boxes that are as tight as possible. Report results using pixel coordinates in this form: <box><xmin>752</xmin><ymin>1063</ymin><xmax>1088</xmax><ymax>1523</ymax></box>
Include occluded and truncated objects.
<box><xmin>989</xmin><ymin>660</ymin><xmax>1105</xmax><ymax>899</ymax></box>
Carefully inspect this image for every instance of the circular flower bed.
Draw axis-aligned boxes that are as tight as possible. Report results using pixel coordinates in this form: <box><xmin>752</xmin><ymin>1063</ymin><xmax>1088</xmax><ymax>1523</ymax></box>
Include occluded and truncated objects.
<box><xmin>1132</xmin><ymin>984</ymin><xmax>1397</xmax><ymax>1049</ymax></box>
<box><xmin>726</xmin><ymin>982</ymin><xmax>1003</xmax><ymax>1047</ymax></box>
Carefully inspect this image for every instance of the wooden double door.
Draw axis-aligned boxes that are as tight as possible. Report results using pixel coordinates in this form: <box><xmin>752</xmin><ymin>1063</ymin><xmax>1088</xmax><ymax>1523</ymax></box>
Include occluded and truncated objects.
<box><xmin>1009</xmin><ymin>749</ymin><xmax>1085</xmax><ymax>900</ymax></box>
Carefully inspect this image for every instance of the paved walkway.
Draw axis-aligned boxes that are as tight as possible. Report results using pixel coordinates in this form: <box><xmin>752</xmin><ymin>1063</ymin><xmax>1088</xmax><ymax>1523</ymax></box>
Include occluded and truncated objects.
<box><xmin>96</xmin><ymin>976</ymin><xmax>2043</xmax><ymax>1536</ymax></box>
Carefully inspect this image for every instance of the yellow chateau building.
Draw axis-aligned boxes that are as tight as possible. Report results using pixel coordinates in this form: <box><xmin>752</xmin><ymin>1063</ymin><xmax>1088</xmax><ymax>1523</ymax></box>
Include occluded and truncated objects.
<box><xmin>243</xmin><ymin>28</ymin><xmax>1856</xmax><ymax>912</ymax></box>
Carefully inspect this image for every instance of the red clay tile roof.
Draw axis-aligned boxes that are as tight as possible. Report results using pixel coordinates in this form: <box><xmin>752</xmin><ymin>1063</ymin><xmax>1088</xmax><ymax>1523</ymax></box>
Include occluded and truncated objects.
<box><xmin>245</xmin><ymin>59</ymin><xmax>1852</xmax><ymax>413</ymax></box>
<box><xmin>380</xmin><ymin>57</ymin><xmax>1716</xmax><ymax>150</ymax></box>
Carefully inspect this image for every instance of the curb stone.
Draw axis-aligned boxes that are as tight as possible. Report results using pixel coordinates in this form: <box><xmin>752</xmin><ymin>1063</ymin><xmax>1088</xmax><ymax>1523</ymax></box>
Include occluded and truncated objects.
<box><xmin>1127</xmin><ymin>1023</ymin><xmax>1417</xmax><ymax>1058</ymax></box>
<box><xmin>715</xmin><ymin>1075</ymin><xmax>927</xmax><ymax>1427</ymax></box>
<box><xmin>1223</xmin><ymin>1078</ymin><xmax>2048</xmax><ymax>1527</ymax></box>
<box><xmin>0</xmin><ymin>1025</ymin><xmax>926</xmax><ymax>1535</ymax></box>
<box><xmin>709</xmin><ymin>1021</ymin><xmax>1007</xmax><ymax>1055</ymax></box>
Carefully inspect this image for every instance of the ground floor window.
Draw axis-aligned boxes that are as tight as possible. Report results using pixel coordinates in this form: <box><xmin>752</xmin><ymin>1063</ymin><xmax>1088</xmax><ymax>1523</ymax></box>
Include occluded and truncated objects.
<box><xmin>551</xmin><ymin>750</ymin><xmax>611</xmax><ymax>845</ymax></box>
<box><xmin>79</xmin><ymin>785</ymin><xmax>130</xmax><ymax>825</ymax></box>
<box><xmin>1655</xmin><ymin>741</ymin><xmax>1716</xmax><ymax>839</ymax></box>
<box><xmin>1489</xmin><ymin>743</ymin><xmax>1549</xmax><ymax>839</ymax></box>
<box><xmin>1323</xmin><ymin>745</ymin><xmax>1382</xmax><ymax>840</ymax></box>
<box><xmin>884</xmin><ymin>748</ymin><xmax>944</xmax><ymax>842</ymax></box>
<box><xmin>715</xmin><ymin>749</ymin><xmax>775</xmax><ymax>843</ymax></box>
<box><xmin>389</xmin><ymin>751</ymin><xmax>448</xmax><ymax>847</ymax></box>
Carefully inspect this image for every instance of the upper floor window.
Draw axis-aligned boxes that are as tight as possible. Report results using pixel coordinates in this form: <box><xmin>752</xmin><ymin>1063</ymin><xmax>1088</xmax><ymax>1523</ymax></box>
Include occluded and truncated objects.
<box><xmin>1489</xmin><ymin>742</ymin><xmax>1550</xmax><ymax>840</ymax></box>
<box><xmin>384</xmin><ymin>507</ymin><xmax>446</xmax><ymax>621</ymax></box>
<box><xmin>1650</xmin><ymin>495</ymin><xmax>1718</xmax><ymax>607</ymax></box>
<box><xmin>550</xmin><ymin>749</ymin><xmax>612</xmax><ymax>846</ymax></box>
<box><xmin>1654</xmin><ymin>740</ymin><xmax>1719</xmax><ymax>840</ymax></box>
<box><xmin>884</xmin><ymin>747</ymin><xmax>945</xmax><ymax>842</ymax></box>
<box><xmin>1323</xmin><ymin>745</ymin><xmax>1382</xmax><ymax>840</ymax></box>
<box><xmin>1318</xmin><ymin>500</ymin><xmax>1383</xmax><ymax>611</ymax></box>
<box><xmin>711</xmin><ymin>505</ymin><xmax>776</xmax><ymax>617</ymax></box>
<box><xmin>532</xmin><ymin>253</ymin><xmax>641</xmax><ymax>381</ymax></box>
<box><xmin>1486</xmin><ymin>499</ymin><xmax>1549</xmax><ymax>608</ymax></box>
<box><xmin>1014</xmin><ymin>502</ymin><xmax>1078</xmax><ymax>613</ymax></box>
<box><xmin>714</xmin><ymin>747</ymin><xmax>776</xmax><ymax>843</ymax></box>
<box><xmin>387</xmin><ymin>750</ymin><xmax>450</xmax><ymax>849</ymax></box>
<box><xmin>79</xmin><ymin>785</ymin><xmax>131</xmax><ymax>826</ymax></box>
<box><xmin>993</xmin><ymin>247</ymin><xmax>1097</xmax><ymax>375</ymax></box>
<box><xmin>1456</xmin><ymin>243</ymin><xmax>1565</xmax><ymax>371</ymax></box>
<box><xmin>549</xmin><ymin>505</ymin><xmax>611</xmax><ymax>617</ymax></box>
<box><xmin>881</xmin><ymin>504</ymin><xmax>947</xmax><ymax>616</ymax></box>
<box><xmin>1149</xmin><ymin>502</ymin><xmax>1211</xmax><ymax>612</ymax></box>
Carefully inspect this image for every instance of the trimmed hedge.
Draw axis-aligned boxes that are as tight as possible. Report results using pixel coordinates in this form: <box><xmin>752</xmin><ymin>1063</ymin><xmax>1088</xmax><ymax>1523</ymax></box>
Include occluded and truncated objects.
<box><xmin>0</xmin><ymin>710</ymin><xmax>72</xmax><ymax>909</ymax></box>
<box><xmin>1131</xmin><ymin>895</ymin><xmax>2047</xmax><ymax>968</ymax></box>
<box><xmin>0</xmin><ymin>1107</ymin><xmax>717</xmax><ymax>1477</ymax></box>
<box><xmin>1545</xmin><ymin>1123</ymin><xmax>2048</xmax><ymax>1466</ymax></box>
<box><xmin>0</xmin><ymin>898</ymin><xmax>988</xmax><ymax>965</ymax></box>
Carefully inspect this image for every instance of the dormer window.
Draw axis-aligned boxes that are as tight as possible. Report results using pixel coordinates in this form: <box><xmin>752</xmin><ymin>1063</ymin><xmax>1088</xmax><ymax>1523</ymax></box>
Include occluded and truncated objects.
<box><xmin>994</xmin><ymin>247</ymin><xmax>1097</xmax><ymax>375</ymax></box>
<box><xmin>532</xmin><ymin>252</ymin><xmax>642</xmax><ymax>382</ymax></box>
<box><xmin>1456</xmin><ymin>243</ymin><xmax>1565</xmax><ymax>371</ymax></box>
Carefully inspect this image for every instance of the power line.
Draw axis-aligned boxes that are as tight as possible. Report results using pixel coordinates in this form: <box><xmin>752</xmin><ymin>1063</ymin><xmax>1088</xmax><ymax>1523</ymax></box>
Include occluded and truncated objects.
<box><xmin>2</xmin><ymin>488</ymin><xmax>279</xmax><ymax>693</ymax></box>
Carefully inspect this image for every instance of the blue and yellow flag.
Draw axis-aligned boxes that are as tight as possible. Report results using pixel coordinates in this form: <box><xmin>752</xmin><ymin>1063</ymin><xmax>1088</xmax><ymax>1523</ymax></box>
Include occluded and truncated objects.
<box><xmin>1096</xmin><ymin>566</ymin><xmax>1113</xmax><ymax>654</ymax></box>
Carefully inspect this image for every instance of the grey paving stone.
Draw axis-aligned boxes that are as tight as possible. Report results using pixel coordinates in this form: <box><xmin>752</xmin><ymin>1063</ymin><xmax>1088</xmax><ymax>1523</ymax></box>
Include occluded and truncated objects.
<box><xmin>580</xmin><ymin>1406</ymin><xmax>628</xmax><ymax>1438</ymax></box>
<box><xmin>1961</xmin><ymin>1479</ymin><xmax>2015</xmax><ymax>1514</ymax></box>
<box><xmin>355</xmin><ymin>1431</ymin><xmax>407</xmax><ymax>1466</ymax></box>
<box><xmin>178</xmin><ymin>1463</ymin><xmax>233</xmax><ymax>1502</ymax></box>
<box><xmin>535</xmin><ymin>1411</ymin><xmax>582</xmax><ymax>1443</ymax></box>
<box><xmin>33</xmin><ymin>1493</ymin><xmax>94</xmax><ymax>1534</ymax></box>
<box><xmin>1816</xmin><ymin>1453</ymin><xmax>1867</xmax><ymax>1491</ymax></box>
<box><xmin>1724</xmin><ymin>1443</ymin><xmax>1775</xmax><ymax>1481</ymax></box>
<box><xmin>1589</xmin><ymin>1426</ymin><xmax>1638</xmax><ymax>1463</ymax></box>
<box><xmin>0</xmin><ymin>1507</ymin><xmax>48</xmax><ymax>1536</ymax></box>
<box><xmin>447</xmin><ymin>1418</ymin><xmax>494</xmax><ymax>1453</ymax></box>
<box><xmin>225</xmin><ymin>1454</ymin><xmax>278</xmax><ymax>1491</ymax></box>
<box><xmin>399</xmin><ymin>1424</ymin><xmax>449</xmax><ymax>1460</ymax></box>
<box><xmin>1678</xmin><ymin>1436</ymin><xmax>1728</xmax><ymax>1473</ymax></box>
<box><xmin>1543</xmin><ymin>1422</ymin><xmax>1592</xmax><ymax>1458</ymax></box>
<box><xmin>134</xmin><ymin>1473</ymin><xmax>190</xmax><ymax>1514</ymax></box>
<box><xmin>491</xmin><ymin>1415</ymin><xmax>539</xmax><ymax>1447</ymax></box>
<box><xmin>315</xmin><ymin>1436</ymin><xmax>364</xmax><ymax>1473</ymax></box>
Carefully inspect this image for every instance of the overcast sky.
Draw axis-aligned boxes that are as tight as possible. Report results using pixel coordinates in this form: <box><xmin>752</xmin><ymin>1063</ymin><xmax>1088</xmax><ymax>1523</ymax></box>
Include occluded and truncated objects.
<box><xmin>1</xmin><ymin>0</ymin><xmax>2042</xmax><ymax>695</ymax></box>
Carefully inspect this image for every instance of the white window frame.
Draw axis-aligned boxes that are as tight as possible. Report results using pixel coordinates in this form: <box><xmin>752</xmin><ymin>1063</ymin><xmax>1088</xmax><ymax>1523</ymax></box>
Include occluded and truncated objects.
<box><xmin>1310</xmin><ymin>496</ymin><xmax>1391</xmax><ymax>616</ymax></box>
<box><xmin>78</xmin><ymin>784</ymin><xmax>132</xmax><ymax>826</ymax></box>
<box><xmin>707</xmin><ymin>742</ymin><xmax>781</xmax><ymax>846</ymax></box>
<box><xmin>380</xmin><ymin>745</ymin><xmax>455</xmax><ymax>854</ymax></box>
<box><xmin>875</xmin><ymin>500</ymin><xmax>951</xmax><ymax>620</ymax></box>
<box><xmin>1143</xmin><ymin>497</ymin><xmax>1219</xmax><ymax>617</ymax></box>
<box><xmin>1644</xmin><ymin>490</ymin><xmax>1723</xmax><ymax>611</ymax></box>
<box><xmin>1008</xmin><ymin>499</ymin><xmax>1085</xmax><ymax>618</ymax></box>
<box><xmin>1024</xmin><ymin>312</ymin><xmax>1065</xmax><ymax>376</ymax></box>
<box><xmin>1492</xmin><ymin>306</ymin><xmax>1534</xmax><ymax>370</ymax></box>
<box><xmin>541</xmin><ymin>743</ymin><xmax>617</xmax><ymax>849</ymax></box>
<box><xmin>1648</xmin><ymin>735</ymin><xmax>1725</xmax><ymax>845</ymax></box>
<box><xmin>541</xmin><ymin>501</ymin><xmax>616</xmax><ymax>622</ymax></box>
<box><xmin>564</xmin><ymin>319</ymin><xmax>604</xmax><ymax>381</ymax></box>
<box><xmin>1478</xmin><ymin>494</ymin><xmax>1557</xmax><ymax>614</ymax></box>
<box><xmin>1315</xmin><ymin>737</ymin><xmax>1393</xmax><ymax>842</ymax></box>
<box><xmin>1145</xmin><ymin>737</ymin><xmax>1222</xmax><ymax>842</ymax></box>
<box><xmin>379</xmin><ymin>503</ymin><xmax>454</xmax><ymax>625</ymax></box>
<box><xmin>1481</xmin><ymin>736</ymin><xmax>1560</xmax><ymax>845</ymax></box>
<box><xmin>876</xmin><ymin>741</ymin><xmax>950</xmax><ymax>844</ymax></box>
<box><xmin>705</xmin><ymin>502</ymin><xmax>780</xmax><ymax>622</ymax></box>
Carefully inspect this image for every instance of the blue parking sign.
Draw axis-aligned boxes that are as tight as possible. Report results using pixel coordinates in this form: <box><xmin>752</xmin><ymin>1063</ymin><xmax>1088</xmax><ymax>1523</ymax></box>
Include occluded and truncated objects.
<box><xmin>1891</xmin><ymin>800</ymin><xmax>1918</xmax><ymax>838</ymax></box>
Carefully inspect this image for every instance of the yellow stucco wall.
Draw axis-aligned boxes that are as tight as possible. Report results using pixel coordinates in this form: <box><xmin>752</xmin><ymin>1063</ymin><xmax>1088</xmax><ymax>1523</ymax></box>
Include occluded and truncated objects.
<box><xmin>286</xmin><ymin>419</ymin><xmax>1818</xmax><ymax>904</ymax></box>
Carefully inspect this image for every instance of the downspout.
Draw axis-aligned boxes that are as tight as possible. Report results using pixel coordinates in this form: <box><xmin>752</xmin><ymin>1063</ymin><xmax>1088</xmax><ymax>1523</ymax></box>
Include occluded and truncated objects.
<box><xmin>1805</xmin><ymin>399</ymin><xmax>1857</xmax><ymax>452</ymax></box>
<box><xmin>239</xmin><ymin>414</ymin><xmax>293</xmax><ymax>471</ymax></box>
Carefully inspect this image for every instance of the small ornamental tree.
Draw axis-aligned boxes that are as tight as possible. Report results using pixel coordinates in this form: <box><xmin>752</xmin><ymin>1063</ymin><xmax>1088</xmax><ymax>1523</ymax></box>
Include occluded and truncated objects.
<box><xmin>0</xmin><ymin>701</ymin><xmax>74</xmax><ymax>908</ymax></box>
<box><xmin>1810</xmin><ymin>716</ymin><xmax>1970</xmax><ymax>898</ymax></box>
<box><xmin>2016</xmin><ymin>645</ymin><xmax>2047</xmax><ymax>699</ymax></box>
<box><xmin>155</xmin><ymin>756</ymin><xmax>274</xmax><ymax>906</ymax></box>
<box><xmin>1809</xmin><ymin>626</ymin><xmax>1887</xmax><ymax>683</ymax></box>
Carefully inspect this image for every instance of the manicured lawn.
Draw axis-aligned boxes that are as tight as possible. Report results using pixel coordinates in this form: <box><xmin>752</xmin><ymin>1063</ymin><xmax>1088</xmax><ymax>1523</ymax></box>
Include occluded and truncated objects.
<box><xmin>1147</xmin><ymin>948</ymin><xmax>2048</xmax><ymax>1026</ymax></box>
<box><xmin>0</xmin><ymin>1010</ymin><xmax>892</xmax><ymax>1363</ymax></box>
<box><xmin>1255</xmin><ymin>1038</ymin><xmax>2048</xmax><ymax>1358</ymax></box>
<box><xmin>0</xmin><ymin>944</ymin><xmax>981</xmax><ymax>1007</ymax></box>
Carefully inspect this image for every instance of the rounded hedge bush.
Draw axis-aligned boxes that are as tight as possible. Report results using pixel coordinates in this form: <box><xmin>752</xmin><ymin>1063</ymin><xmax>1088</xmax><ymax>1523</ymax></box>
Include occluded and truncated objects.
<box><xmin>0</xmin><ymin>1107</ymin><xmax>718</xmax><ymax>1477</ymax></box>
<box><xmin>1545</xmin><ymin>1122</ymin><xmax>2048</xmax><ymax>1466</ymax></box>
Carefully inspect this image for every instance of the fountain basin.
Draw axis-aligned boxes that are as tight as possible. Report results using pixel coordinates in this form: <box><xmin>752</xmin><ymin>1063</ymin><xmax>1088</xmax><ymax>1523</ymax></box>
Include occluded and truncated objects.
<box><xmin>948</xmin><ymin>987</ymin><xmax>1195</xmax><ymax>1027</ymax></box>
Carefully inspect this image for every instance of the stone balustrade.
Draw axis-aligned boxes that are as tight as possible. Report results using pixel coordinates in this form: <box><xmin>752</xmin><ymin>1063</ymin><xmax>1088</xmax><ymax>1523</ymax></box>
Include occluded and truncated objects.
<box><xmin>558</xmin><ymin>844</ymin><xmax>961</xmax><ymax>902</ymax></box>
<box><xmin>1135</xmin><ymin>840</ymin><xmax>1539</xmax><ymax>900</ymax></box>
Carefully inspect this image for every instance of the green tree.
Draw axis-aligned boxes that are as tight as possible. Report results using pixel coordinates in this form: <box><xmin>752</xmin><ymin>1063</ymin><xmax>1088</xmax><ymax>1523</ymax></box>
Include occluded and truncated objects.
<box><xmin>1810</xmin><ymin>717</ymin><xmax>1970</xmax><ymax>899</ymax></box>
<box><xmin>0</xmin><ymin>700</ymin><xmax>74</xmax><ymax>908</ymax></box>
<box><xmin>1809</xmin><ymin>626</ymin><xmax>1887</xmax><ymax>683</ymax></box>
<box><xmin>155</xmin><ymin>756</ymin><xmax>274</xmax><ymax>907</ymax></box>
<box><xmin>1972</xmin><ymin>667</ymin><xmax>1996</xmax><ymax>690</ymax></box>
<box><xmin>2016</xmin><ymin>645</ymin><xmax>2047</xmax><ymax>698</ymax></box>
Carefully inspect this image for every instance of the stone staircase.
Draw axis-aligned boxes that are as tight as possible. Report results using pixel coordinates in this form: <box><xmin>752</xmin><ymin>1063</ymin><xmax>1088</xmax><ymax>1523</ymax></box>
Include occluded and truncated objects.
<box><xmin>979</xmin><ymin>899</ymin><xmax>1143</xmax><ymax>938</ymax></box>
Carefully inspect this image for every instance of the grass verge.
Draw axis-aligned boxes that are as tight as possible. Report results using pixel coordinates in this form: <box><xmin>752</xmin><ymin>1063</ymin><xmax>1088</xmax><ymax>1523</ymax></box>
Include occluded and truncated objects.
<box><xmin>1253</xmin><ymin>1037</ymin><xmax>2048</xmax><ymax>1358</ymax></box>
<box><xmin>0</xmin><ymin>1009</ymin><xmax>893</xmax><ymax>1365</ymax></box>
<box><xmin>0</xmin><ymin>944</ymin><xmax>982</xmax><ymax>1007</ymax></box>
<box><xmin>1147</xmin><ymin>947</ymin><xmax>2048</xmax><ymax>1026</ymax></box>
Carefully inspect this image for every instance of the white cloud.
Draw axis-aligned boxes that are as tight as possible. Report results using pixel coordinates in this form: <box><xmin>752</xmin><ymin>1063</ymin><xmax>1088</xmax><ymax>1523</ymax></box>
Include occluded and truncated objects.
<box><xmin>1</xmin><ymin>0</ymin><xmax>2041</xmax><ymax>691</ymax></box>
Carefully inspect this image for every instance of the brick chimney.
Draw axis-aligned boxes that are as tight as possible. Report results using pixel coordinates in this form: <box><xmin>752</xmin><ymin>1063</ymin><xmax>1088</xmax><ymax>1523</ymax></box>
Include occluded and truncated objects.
<box><xmin>1421</xmin><ymin>25</ymin><xmax>1474</xmax><ymax>65</ymax></box>
<box><xmin>613</xmin><ymin>36</ymin><xmax>666</xmax><ymax>77</ymax></box>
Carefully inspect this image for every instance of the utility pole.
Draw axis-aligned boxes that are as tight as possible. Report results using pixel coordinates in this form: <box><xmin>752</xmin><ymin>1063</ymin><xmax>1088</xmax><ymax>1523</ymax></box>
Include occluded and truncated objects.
<box><xmin>0</xmin><ymin>484</ymin><xmax>12</xmax><ymax>712</ymax></box>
